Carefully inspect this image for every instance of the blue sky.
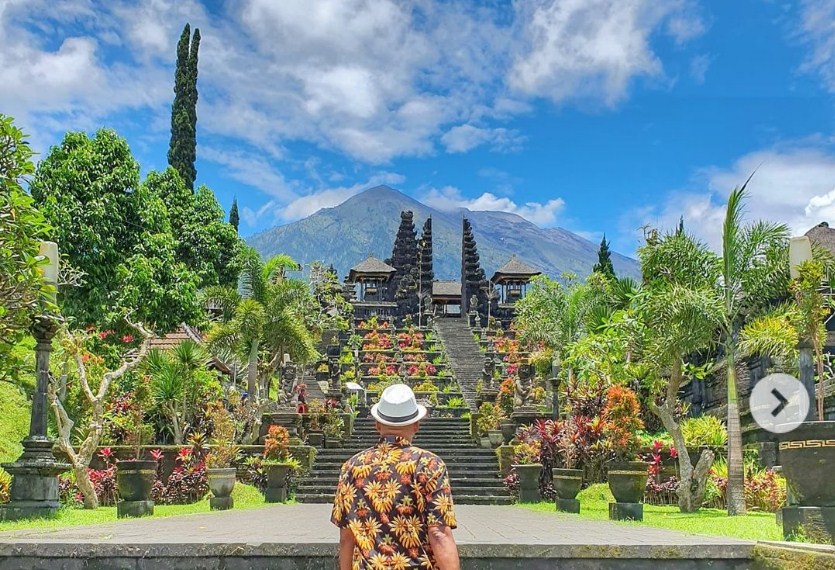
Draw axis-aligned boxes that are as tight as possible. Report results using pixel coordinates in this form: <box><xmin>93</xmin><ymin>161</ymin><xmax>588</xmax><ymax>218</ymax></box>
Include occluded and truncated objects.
<box><xmin>5</xmin><ymin>0</ymin><xmax>835</xmax><ymax>255</ymax></box>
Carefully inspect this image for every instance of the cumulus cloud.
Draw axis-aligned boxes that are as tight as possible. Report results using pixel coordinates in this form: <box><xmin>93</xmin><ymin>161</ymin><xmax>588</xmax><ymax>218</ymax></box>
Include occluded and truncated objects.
<box><xmin>621</xmin><ymin>146</ymin><xmax>835</xmax><ymax>251</ymax></box>
<box><xmin>422</xmin><ymin>186</ymin><xmax>565</xmax><ymax>226</ymax></box>
<box><xmin>507</xmin><ymin>0</ymin><xmax>704</xmax><ymax>106</ymax></box>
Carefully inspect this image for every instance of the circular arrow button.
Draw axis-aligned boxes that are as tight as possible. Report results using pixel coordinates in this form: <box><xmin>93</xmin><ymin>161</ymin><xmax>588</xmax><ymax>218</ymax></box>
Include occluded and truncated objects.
<box><xmin>750</xmin><ymin>373</ymin><xmax>810</xmax><ymax>434</ymax></box>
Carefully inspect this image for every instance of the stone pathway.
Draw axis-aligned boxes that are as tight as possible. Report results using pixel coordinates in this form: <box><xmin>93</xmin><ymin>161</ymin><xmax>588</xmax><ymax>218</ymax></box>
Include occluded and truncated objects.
<box><xmin>0</xmin><ymin>504</ymin><xmax>752</xmax><ymax>559</ymax></box>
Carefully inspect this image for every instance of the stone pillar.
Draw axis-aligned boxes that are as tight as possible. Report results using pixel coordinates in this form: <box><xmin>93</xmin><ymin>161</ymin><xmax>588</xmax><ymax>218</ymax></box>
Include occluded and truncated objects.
<box><xmin>1</xmin><ymin>315</ymin><xmax>70</xmax><ymax>521</ymax></box>
<box><xmin>798</xmin><ymin>338</ymin><xmax>817</xmax><ymax>421</ymax></box>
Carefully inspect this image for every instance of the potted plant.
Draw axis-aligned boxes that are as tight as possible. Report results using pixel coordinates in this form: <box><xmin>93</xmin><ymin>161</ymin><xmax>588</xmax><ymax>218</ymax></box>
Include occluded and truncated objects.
<box><xmin>603</xmin><ymin>386</ymin><xmax>647</xmax><ymax>504</ymax></box>
<box><xmin>323</xmin><ymin>410</ymin><xmax>345</xmax><ymax>448</ymax></box>
<box><xmin>512</xmin><ymin>441</ymin><xmax>542</xmax><ymax>503</ymax></box>
<box><xmin>205</xmin><ymin>401</ymin><xmax>239</xmax><ymax>510</ymax></box>
<box><xmin>116</xmin><ymin>407</ymin><xmax>156</xmax><ymax>517</ymax></box>
<box><xmin>306</xmin><ymin>399</ymin><xmax>325</xmax><ymax>447</ymax></box>
<box><xmin>553</xmin><ymin>418</ymin><xmax>583</xmax><ymax>511</ymax></box>
<box><xmin>315</xmin><ymin>362</ymin><xmax>329</xmax><ymax>383</ymax></box>
<box><xmin>262</xmin><ymin>425</ymin><xmax>297</xmax><ymax>503</ymax></box>
<box><xmin>477</xmin><ymin>402</ymin><xmax>504</xmax><ymax>448</ymax></box>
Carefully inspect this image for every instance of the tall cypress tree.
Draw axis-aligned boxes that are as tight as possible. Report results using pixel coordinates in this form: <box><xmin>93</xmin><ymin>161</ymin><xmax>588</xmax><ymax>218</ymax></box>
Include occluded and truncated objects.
<box><xmin>593</xmin><ymin>234</ymin><xmax>616</xmax><ymax>278</ymax></box>
<box><xmin>229</xmin><ymin>197</ymin><xmax>240</xmax><ymax>232</ymax></box>
<box><xmin>168</xmin><ymin>23</ymin><xmax>199</xmax><ymax>191</ymax></box>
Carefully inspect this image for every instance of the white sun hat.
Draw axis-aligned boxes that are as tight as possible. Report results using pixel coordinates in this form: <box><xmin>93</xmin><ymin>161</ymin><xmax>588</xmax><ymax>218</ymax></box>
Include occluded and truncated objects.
<box><xmin>370</xmin><ymin>384</ymin><xmax>428</xmax><ymax>427</ymax></box>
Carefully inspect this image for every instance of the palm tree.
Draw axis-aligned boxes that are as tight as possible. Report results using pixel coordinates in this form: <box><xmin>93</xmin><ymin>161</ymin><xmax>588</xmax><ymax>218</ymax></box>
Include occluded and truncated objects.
<box><xmin>719</xmin><ymin>184</ymin><xmax>789</xmax><ymax>515</ymax></box>
<box><xmin>205</xmin><ymin>249</ymin><xmax>317</xmax><ymax>401</ymax></box>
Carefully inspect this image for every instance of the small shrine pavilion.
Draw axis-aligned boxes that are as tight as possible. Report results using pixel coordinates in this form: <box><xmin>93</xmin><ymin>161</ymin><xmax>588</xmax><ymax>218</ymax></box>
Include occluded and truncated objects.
<box><xmin>490</xmin><ymin>255</ymin><xmax>541</xmax><ymax>306</ymax></box>
<box><xmin>346</xmin><ymin>256</ymin><xmax>398</xmax><ymax>320</ymax></box>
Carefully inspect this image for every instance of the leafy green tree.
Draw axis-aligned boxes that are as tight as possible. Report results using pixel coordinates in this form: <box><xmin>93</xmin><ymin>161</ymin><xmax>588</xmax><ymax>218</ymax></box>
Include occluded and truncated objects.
<box><xmin>168</xmin><ymin>24</ymin><xmax>200</xmax><ymax>190</ymax></box>
<box><xmin>638</xmin><ymin>229</ymin><xmax>724</xmax><ymax>512</ymax></box>
<box><xmin>514</xmin><ymin>274</ymin><xmax>600</xmax><ymax>385</ymax></box>
<box><xmin>205</xmin><ymin>249</ymin><xmax>317</xmax><ymax>400</ymax></box>
<box><xmin>718</xmin><ymin>184</ymin><xmax>789</xmax><ymax>516</ymax></box>
<box><xmin>0</xmin><ymin>115</ymin><xmax>50</xmax><ymax>363</ymax></box>
<box><xmin>145</xmin><ymin>169</ymin><xmax>241</xmax><ymax>288</ymax></box>
<box><xmin>229</xmin><ymin>197</ymin><xmax>240</xmax><ymax>233</ymax></box>
<box><xmin>30</xmin><ymin>129</ymin><xmax>202</xmax><ymax>332</ymax></box>
<box><xmin>593</xmin><ymin>234</ymin><xmax>616</xmax><ymax>278</ymax></box>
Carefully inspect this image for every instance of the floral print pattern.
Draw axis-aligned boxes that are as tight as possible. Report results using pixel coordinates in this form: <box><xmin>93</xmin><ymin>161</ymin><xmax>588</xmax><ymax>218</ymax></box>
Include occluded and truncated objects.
<box><xmin>332</xmin><ymin>435</ymin><xmax>457</xmax><ymax>569</ymax></box>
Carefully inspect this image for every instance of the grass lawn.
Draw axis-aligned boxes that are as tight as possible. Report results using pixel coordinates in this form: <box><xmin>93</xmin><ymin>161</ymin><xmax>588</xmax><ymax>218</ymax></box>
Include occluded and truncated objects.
<box><xmin>0</xmin><ymin>382</ymin><xmax>31</xmax><ymax>465</ymax></box>
<box><xmin>520</xmin><ymin>484</ymin><xmax>783</xmax><ymax>542</ymax></box>
<box><xmin>0</xmin><ymin>483</ymin><xmax>278</xmax><ymax>533</ymax></box>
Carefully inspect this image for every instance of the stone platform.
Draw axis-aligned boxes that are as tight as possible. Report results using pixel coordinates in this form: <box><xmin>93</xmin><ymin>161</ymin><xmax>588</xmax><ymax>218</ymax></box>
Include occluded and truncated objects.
<box><xmin>0</xmin><ymin>504</ymin><xmax>768</xmax><ymax>569</ymax></box>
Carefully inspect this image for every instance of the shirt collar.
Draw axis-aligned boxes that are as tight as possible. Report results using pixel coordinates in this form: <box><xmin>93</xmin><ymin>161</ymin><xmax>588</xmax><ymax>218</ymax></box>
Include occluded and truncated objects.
<box><xmin>378</xmin><ymin>435</ymin><xmax>411</xmax><ymax>447</ymax></box>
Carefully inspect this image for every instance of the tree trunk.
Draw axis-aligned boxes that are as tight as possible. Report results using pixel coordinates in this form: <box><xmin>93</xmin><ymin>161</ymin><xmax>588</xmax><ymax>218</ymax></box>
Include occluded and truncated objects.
<box><xmin>166</xmin><ymin>404</ymin><xmax>183</xmax><ymax>445</ymax></box>
<box><xmin>74</xmin><ymin>465</ymin><xmax>98</xmax><ymax>510</ymax></box>
<box><xmin>248</xmin><ymin>340</ymin><xmax>259</xmax><ymax>399</ymax></box>
<box><xmin>649</xmin><ymin>360</ymin><xmax>714</xmax><ymax>513</ymax></box>
<box><xmin>725</xmin><ymin>348</ymin><xmax>746</xmax><ymax>515</ymax></box>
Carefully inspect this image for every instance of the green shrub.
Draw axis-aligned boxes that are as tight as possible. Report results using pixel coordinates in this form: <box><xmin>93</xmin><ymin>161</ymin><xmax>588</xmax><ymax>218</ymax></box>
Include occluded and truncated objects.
<box><xmin>681</xmin><ymin>415</ymin><xmax>727</xmax><ymax>447</ymax></box>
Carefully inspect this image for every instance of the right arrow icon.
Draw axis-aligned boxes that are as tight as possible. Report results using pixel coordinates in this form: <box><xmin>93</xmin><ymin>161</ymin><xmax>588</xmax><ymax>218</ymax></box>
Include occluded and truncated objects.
<box><xmin>771</xmin><ymin>388</ymin><xmax>788</xmax><ymax>417</ymax></box>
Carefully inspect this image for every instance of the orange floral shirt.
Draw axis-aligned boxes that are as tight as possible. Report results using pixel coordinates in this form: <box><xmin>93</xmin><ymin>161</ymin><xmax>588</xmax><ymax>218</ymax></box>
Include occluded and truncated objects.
<box><xmin>331</xmin><ymin>435</ymin><xmax>457</xmax><ymax>569</ymax></box>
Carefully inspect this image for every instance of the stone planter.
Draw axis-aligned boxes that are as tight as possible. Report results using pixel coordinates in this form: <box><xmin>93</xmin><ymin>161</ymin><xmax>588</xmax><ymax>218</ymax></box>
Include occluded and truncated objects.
<box><xmin>487</xmin><ymin>430</ymin><xmax>504</xmax><ymax>448</ymax></box>
<box><xmin>324</xmin><ymin>437</ymin><xmax>343</xmax><ymax>449</ymax></box>
<box><xmin>514</xmin><ymin>463</ymin><xmax>542</xmax><ymax>503</ymax></box>
<box><xmin>778</xmin><ymin>421</ymin><xmax>835</xmax><ymax>507</ymax></box>
<box><xmin>607</xmin><ymin>461</ymin><xmax>648</xmax><ymax>504</ymax></box>
<box><xmin>501</xmin><ymin>420</ymin><xmax>516</xmax><ymax>445</ymax></box>
<box><xmin>552</xmin><ymin>468</ymin><xmax>583</xmax><ymax>500</ymax></box>
<box><xmin>207</xmin><ymin>467</ymin><xmax>236</xmax><ymax>510</ymax></box>
<box><xmin>116</xmin><ymin>459</ymin><xmax>157</xmax><ymax>518</ymax></box>
<box><xmin>264</xmin><ymin>463</ymin><xmax>292</xmax><ymax>503</ymax></box>
<box><xmin>116</xmin><ymin>459</ymin><xmax>156</xmax><ymax>502</ymax></box>
<box><xmin>307</xmin><ymin>431</ymin><xmax>324</xmax><ymax>447</ymax></box>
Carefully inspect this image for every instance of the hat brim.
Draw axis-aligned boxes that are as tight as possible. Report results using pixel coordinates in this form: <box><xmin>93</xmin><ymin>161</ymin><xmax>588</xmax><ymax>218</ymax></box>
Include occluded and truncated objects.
<box><xmin>370</xmin><ymin>403</ymin><xmax>428</xmax><ymax>427</ymax></box>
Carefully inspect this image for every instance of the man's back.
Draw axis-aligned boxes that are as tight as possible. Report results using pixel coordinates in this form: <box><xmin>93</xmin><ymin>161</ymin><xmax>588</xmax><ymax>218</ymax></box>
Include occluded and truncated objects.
<box><xmin>331</xmin><ymin>435</ymin><xmax>457</xmax><ymax>569</ymax></box>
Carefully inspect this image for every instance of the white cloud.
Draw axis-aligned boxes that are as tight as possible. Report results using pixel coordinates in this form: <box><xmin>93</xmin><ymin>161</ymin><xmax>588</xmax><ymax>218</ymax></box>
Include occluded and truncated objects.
<box><xmin>441</xmin><ymin>124</ymin><xmax>524</xmax><ymax>153</ymax></box>
<box><xmin>689</xmin><ymin>54</ymin><xmax>711</xmax><ymax>85</ymax></box>
<box><xmin>796</xmin><ymin>0</ymin><xmax>835</xmax><ymax>91</ymax></box>
<box><xmin>422</xmin><ymin>185</ymin><xmax>565</xmax><ymax>226</ymax></box>
<box><xmin>507</xmin><ymin>0</ymin><xmax>704</xmax><ymax>106</ymax></box>
<box><xmin>621</xmin><ymin>146</ymin><xmax>835</xmax><ymax>251</ymax></box>
<box><xmin>3</xmin><ymin>0</ymin><xmax>705</xmax><ymax>165</ymax></box>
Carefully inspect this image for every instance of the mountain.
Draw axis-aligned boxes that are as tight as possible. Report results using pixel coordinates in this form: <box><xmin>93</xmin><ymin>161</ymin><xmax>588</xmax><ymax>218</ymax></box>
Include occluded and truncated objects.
<box><xmin>247</xmin><ymin>185</ymin><xmax>640</xmax><ymax>280</ymax></box>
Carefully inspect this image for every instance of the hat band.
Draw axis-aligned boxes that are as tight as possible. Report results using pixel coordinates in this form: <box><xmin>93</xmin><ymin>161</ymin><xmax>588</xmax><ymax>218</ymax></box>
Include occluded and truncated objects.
<box><xmin>376</xmin><ymin>407</ymin><xmax>419</xmax><ymax>423</ymax></box>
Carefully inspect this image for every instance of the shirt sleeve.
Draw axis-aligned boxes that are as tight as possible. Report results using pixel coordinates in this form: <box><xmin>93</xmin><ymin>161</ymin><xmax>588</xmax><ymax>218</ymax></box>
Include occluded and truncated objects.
<box><xmin>422</xmin><ymin>457</ymin><xmax>457</xmax><ymax>530</ymax></box>
<box><xmin>331</xmin><ymin>460</ymin><xmax>353</xmax><ymax>527</ymax></box>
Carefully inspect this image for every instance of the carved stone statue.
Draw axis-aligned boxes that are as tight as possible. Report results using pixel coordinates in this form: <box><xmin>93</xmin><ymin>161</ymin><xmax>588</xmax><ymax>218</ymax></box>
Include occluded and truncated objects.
<box><xmin>469</xmin><ymin>294</ymin><xmax>478</xmax><ymax>314</ymax></box>
<box><xmin>514</xmin><ymin>363</ymin><xmax>534</xmax><ymax>409</ymax></box>
<box><xmin>482</xmin><ymin>354</ymin><xmax>495</xmax><ymax>391</ymax></box>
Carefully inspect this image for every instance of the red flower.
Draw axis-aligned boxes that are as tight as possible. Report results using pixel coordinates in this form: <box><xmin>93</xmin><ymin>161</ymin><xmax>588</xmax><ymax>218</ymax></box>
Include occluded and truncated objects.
<box><xmin>669</xmin><ymin>447</ymin><xmax>678</xmax><ymax>459</ymax></box>
<box><xmin>121</xmin><ymin>334</ymin><xmax>135</xmax><ymax>343</ymax></box>
<box><xmin>98</xmin><ymin>447</ymin><xmax>114</xmax><ymax>461</ymax></box>
<box><xmin>150</xmin><ymin>449</ymin><xmax>164</xmax><ymax>461</ymax></box>
<box><xmin>176</xmin><ymin>447</ymin><xmax>193</xmax><ymax>463</ymax></box>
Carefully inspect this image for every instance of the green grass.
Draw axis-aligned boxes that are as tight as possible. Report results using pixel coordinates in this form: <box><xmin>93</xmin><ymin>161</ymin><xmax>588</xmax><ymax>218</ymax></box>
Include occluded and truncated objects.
<box><xmin>0</xmin><ymin>382</ymin><xmax>31</xmax><ymax>464</ymax></box>
<box><xmin>0</xmin><ymin>483</ymin><xmax>275</xmax><ymax>533</ymax></box>
<box><xmin>520</xmin><ymin>484</ymin><xmax>783</xmax><ymax>542</ymax></box>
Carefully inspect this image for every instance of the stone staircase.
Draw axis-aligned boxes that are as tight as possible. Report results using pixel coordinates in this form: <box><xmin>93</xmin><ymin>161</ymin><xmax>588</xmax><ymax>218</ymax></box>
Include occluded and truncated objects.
<box><xmin>296</xmin><ymin>417</ymin><xmax>511</xmax><ymax>505</ymax></box>
<box><xmin>434</xmin><ymin>318</ymin><xmax>483</xmax><ymax>412</ymax></box>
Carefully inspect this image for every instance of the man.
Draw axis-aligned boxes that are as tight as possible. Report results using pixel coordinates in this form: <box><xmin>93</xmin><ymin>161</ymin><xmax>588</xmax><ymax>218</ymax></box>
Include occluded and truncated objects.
<box><xmin>332</xmin><ymin>383</ymin><xmax>460</xmax><ymax>570</ymax></box>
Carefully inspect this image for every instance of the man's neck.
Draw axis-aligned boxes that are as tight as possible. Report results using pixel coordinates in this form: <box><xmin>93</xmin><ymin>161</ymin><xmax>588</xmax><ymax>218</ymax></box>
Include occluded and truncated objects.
<box><xmin>379</xmin><ymin>433</ymin><xmax>412</xmax><ymax>444</ymax></box>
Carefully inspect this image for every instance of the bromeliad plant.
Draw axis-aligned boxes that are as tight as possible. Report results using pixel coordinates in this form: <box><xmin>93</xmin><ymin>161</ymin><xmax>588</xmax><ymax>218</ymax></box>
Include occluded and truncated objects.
<box><xmin>263</xmin><ymin>425</ymin><xmax>292</xmax><ymax>464</ymax></box>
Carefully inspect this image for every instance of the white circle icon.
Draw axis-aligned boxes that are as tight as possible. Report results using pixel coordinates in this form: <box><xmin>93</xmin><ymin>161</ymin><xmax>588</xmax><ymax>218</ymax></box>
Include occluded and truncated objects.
<box><xmin>749</xmin><ymin>373</ymin><xmax>810</xmax><ymax>434</ymax></box>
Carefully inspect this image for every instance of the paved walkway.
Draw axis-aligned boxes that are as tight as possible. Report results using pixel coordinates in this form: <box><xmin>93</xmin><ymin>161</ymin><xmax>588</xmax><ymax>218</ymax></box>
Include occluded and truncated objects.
<box><xmin>0</xmin><ymin>504</ymin><xmax>753</xmax><ymax>561</ymax></box>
